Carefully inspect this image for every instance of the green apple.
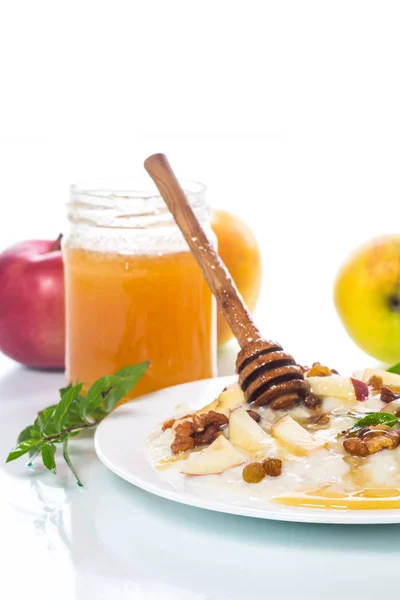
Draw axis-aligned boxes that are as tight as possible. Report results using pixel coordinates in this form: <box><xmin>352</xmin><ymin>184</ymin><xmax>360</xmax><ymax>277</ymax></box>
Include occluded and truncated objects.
<box><xmin>334</xmin><ymin>236</ymin><xmax>400</xmax><ymax>363</ymax></box>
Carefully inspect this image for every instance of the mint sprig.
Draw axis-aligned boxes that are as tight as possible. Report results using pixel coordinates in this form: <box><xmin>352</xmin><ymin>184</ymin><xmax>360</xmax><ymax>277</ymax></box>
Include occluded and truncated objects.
<box><xmin>6</xmin><ymin>361</ymin><xmax>150</xmax><ymax>486</ymax></box>
<box><xmin>387</xmin><ymin>363</ymin><xmax>400</xmax><ymax>375</ymax></box>
<box><xmin>349</xmin><ymin>411</ymin><xmax>399</xmax><ymax>434</ymax></box>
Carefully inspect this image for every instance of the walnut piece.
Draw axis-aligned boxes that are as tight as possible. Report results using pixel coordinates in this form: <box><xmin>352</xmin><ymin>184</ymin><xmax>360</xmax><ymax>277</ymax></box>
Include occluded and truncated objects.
<box><xmin>262</xmin><ymin>458</ymin><xmax>282</xmax><ymax>477</ymax></box>
<box><xmin>343</xmin><ymin>426</ymin><xmax>400</xmax><ymax>457</ymax></box>
<box><xmin>343</xmin><ymin>437</ymin><xmax>369</xmax><ymax>457</ymax></box>
<box><xmin>162</xmin><ymin>418</ymin><xmax>176</xmax><ymax>431</ymax></box>
<box><xmin>364</xmin><ymin>433</ymin><xmax>400</xmax><ymax>454</ymax></box>
<box><xmin>367</xmin><ymin>375</ymin><xmax>383</xmax><ymax>394</ymax></box>
<box><xmin>171</xmin><ymin>420</ymin><xmax>195</xmax><ymax>454</ymax></box>
<box><xmin>170</xmin><ymin>410</ymin><xmax>228</xmax><ymax>454</ymax></box>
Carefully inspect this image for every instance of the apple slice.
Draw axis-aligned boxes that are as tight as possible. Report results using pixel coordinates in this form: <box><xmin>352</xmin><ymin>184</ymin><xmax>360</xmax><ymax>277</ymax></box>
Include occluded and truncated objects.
<box><xmin>271</xmin><ymin>415</ymin><xmax>326</xmax><ymax>456</ymax></box>
<box><xmin>194</xmin><ymin>381</ymin><xmax>245</xmax><ymax>418</ymax></box>
<box><xmin>181</xmin><ymin>435</ymin><xmax>246</xmax><ymax>475</ymax></box>
<box><xmin>360</xmin><ymin>368</ymin><xmax>400</xmax><ymax>388</ymax></box>
<box><xmin>216</xmin><ymin>382</ymin><xmax>245</xmax><ymax>417</ymax></box>
<box><xmin>307</xmin><ymin>376</ymin><xmax>369</xmax><ymax>401</ymax></box>
<box><xmin>194</xmin><ymin>399</ymin><xmax>220</xmax><ymax>416</ymax></box>
<box><xmin>229</xmin><ymin>406</ymin><xmax>275</xmax><ymax>454</ymax></box>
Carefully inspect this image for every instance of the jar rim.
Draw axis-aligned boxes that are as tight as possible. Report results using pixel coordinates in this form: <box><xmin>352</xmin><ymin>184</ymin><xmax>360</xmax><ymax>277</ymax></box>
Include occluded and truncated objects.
<box><xmin>70</xmin><ymin>176</ymin><xmax>206</xmax><ymax>202</ymax></box>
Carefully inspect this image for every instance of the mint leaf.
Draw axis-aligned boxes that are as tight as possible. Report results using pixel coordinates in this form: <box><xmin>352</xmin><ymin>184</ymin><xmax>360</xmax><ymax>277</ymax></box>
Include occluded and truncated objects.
<box><xmin>35</xmin><ymin>405</ymin><xmax>57</xmax><ymax>433</ymax></box>
<box><xmin>42</xmin><ymin>443</ymin><xmax>57</xmax><ymax>474</ymax></box>
<box><xmin>7</xmin><ymin>361</ymin><xmax>150</xmax><ymax>485</ymax></box>
<box><xmin>6</xmin><ymin>439</ymin><xmax>42</xmax><ymax>463</ymax></box>
<box><xmin>85</xmin><ymin>376</ymin><xmax>114</xmax><ymax>414</ymax></box>
<box><xmin>350</xmin><ymin>412</ymin><xmax>399</xmax><ymax>433</ymax></box>
<box><xmin>387</xmin><ymin>363</ymin><xmax>400</xmax><ymax>375</ymax></box>
<box><xmin>54</xmin><ymin>383</ymin><xmax>83</xmax><ymax>430</ymax></box>
<box><xmin>103</xmin><ymin>361</ymin><xmax>150</xmax><ymax>412</ymax></box>
<box><xmin>18</xmin><ymin>425</ymin><xmax>37</xmax><ymax>444</ymax></box>
<box><xmin>62</xmin><ymin>438</ymin><xmax>82</xmax><ymax>486</ymax></box>
<box><xmin>36</xmin><ymin>405</ymin><xmax>59</xmax><ymax>438</ymax></box>
<box><xmin>59</xmin><ymin>383</ymin><xmax>73</xmax><ymax>398</ymax></box>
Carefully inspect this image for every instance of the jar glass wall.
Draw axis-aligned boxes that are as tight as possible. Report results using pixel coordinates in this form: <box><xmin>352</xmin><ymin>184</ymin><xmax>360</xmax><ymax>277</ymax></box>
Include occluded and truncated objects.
<box><xmin>64</xmin><ymin>178</ymin><xmax>216</xmax><ymax>400</ymax></box>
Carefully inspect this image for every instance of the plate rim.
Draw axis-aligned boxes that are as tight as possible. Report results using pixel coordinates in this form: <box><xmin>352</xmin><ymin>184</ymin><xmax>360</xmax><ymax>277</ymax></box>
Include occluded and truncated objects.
<box><xmin>94</xmin><ymin>375</ymin><xmax>400</xmax><ymax>525</ymax></box>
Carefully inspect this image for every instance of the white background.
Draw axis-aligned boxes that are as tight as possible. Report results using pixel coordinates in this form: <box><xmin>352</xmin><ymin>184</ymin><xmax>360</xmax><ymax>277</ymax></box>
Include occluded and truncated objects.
<box><xmin>2</xmin><ymin>5</ymin><xmax>400</xmax><ymax>598</ymax></box>
<box><xmin>1</xmin><ymin>0</ymin><xmax>400</xmax><ymax>369</ymax></box>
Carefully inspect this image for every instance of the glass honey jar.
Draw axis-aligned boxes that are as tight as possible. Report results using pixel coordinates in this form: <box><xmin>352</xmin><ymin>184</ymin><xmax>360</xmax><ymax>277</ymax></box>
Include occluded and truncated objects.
<box><xmin>64</xmin><ymin>178</ymin><xmax>216</xmax><ymax>400</ymax></box>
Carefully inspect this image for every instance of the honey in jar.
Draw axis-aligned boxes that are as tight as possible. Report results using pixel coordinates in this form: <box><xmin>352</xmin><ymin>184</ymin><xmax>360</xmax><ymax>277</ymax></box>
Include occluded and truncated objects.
<box><xmin>64</xmin><ymin>179</ymin><xmax>216</xmax><ymax>400</ymax></box>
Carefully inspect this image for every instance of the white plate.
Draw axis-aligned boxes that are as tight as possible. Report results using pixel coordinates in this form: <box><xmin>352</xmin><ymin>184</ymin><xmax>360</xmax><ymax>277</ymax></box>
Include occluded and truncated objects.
<box><xmin>94</xmin><ymin>375</ymin><xmax>400</xmax><ymax>525</ymax></box>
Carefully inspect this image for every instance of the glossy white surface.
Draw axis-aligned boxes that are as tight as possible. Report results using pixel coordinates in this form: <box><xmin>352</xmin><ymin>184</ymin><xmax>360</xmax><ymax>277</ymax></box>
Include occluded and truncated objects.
<box><xmin>2</xmin><ymin>351</ymin><xmax>400</xmax><ymax>600</ymax></box>
<box><xmin>95</xmin><ymin>376</ymin><xmax>400</xmax><ymax>525</ymax></box>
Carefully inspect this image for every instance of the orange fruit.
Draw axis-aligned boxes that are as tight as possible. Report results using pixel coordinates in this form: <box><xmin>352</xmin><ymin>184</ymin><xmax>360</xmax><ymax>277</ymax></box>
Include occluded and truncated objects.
<box><xmin>211</xmin><ymin>209</ymin><xmax>262</xmax><ymax>345</ymax></box>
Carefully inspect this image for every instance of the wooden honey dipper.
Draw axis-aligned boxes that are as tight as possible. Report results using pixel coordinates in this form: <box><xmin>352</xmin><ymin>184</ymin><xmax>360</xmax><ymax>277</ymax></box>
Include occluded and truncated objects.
<box><xmin>144</xmin><ymin>154</ymin><xmax>309</xmax><ymax>409</ymax></box>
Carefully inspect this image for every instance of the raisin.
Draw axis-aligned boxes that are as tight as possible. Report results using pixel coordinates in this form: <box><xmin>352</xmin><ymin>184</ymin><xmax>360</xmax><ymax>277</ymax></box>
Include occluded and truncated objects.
<box><xmin>306</xmin><ymin>363</ymin><xmax>332</xmax><ymax>377</ymax></box>
<box><xmin>381</xmin><ymin>386</ymin><xmax>400</xmax><ymax>404</ymax></box>
<box><xmin>262</xmin><ymin>458</ymin><xmax>282</xmax><ymax>477</ymax></box>
<box><xmin>242</xmin><ymin>462</ymin><xmax>266</xmax><ymax>484</ymax></box>
<box><xmin>303</xmin><ymin>393</ymin><xmax>322</xmax><ymax>409</ymax></box>
<box><xmin>367</xmin><ymin>375</ymin><xmax>383</xmax><ymax>394</ymax></box>
<box><xmin>247</xmin><ymin>409</ymin><xmax>261</xmax><ymax>423</ymax></box>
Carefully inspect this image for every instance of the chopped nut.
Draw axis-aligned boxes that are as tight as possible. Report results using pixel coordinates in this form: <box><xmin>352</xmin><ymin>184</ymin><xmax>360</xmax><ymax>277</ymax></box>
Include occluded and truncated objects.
<box><xmin>303</xmin><ymin>393</ymin><xmax>322</xmax><ymax>409</ymax></box>
<box><xmin>262</xmin><ymin>458</ymin><xmax>282</xmax><ymax>477</ymax></box>
<box><xmin>203</xmin><ymin>411</ymin><xmax>229</xmax><ymax>429</ymax></box>
<box><xmin>381</xmin><ymin>385</ymin><xmax>400</xmax><ymax>404</ymax></box>
<box><xmin>247</xmin><ymin>409</ymin><xmax>261</xmax><ymax>423</ymax></box>
<box><xmin>162</xmin><ymin>418</ymin><xmax>176</xmax><ymax>431</ymax></box>
<box><xmin>306</xmin><ymin>362</ymin><xmax>333</xmax><ymax>377</ymax></box>
<box><xmin>367</xmin><ymin>375</ymin><xmax>383</xmax><ymax>394</ymax></box>
<box><xmin>171</xmin><ymin>437</ymin><xmax>195</xmax><ymax>453</ymax></box>
<box><xmin>170</xmin><ymin>410</ymin><xmax>228</xmax><ymax>454</ymax></box>
<box><xmin>343</xmin><ymin>437</ymin><xmax>370</xmax><ymax>457</ymax></box>
<box><xmin>242</xmin><ymin>462</ymin><xmax>266</xmax><ymax>483</ymax></box>
<box><xmin>343</xmin><ymin>425</ymin><xmax>400</xmax><ymax>457</ymax></box>
<box><xmin>193</xmin><ymin>424</ymin><xmax>221</xmax><ymax>447</ymax></box>
<box><xmin>299</xmin><ymin>365</ymin><xmax>310</xmax><ymax>373</ymax></box>
<box><xmin>385</xmin><ymin>430</ymin><xmax>400</xmax><ymax>446</ymax></box>
<box><xmin>171</xmin><ymin>420</ymin><xmax>195</xmax><ymax>453</ymax></box>
<box><xmin>171</xmin><ymin>414</ymin><xmax>193</xmax><ymax>429</ymax></box>
<box><xmin>365</xmin><ymin>431</ymin><xmax>400</xmax><ymax>454</ymax></box>
<box><xmin>269</xmin><ymin>393</ymin><xmax>299</xmax><ymax>410</ymax></box>
<box><xmin>192</xmin><ymin>413</ymin><xmax>206</xmax><ymax>433</ymax></box>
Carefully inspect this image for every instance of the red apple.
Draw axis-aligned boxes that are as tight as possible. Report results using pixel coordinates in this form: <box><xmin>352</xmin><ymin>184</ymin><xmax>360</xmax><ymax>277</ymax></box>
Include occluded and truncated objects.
<box><xmin>0</xmin><ymin>235</ymin><xmax>65</xmax><ymax>369</ymax></box>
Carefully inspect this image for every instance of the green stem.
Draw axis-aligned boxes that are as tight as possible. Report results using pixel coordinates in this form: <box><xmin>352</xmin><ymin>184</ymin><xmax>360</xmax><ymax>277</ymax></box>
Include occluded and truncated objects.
<box><xmin>63</xmin><ymin>438</ymin><xmax>83</xmax><ymax>487</ymax></box>
<box><xmin>43</xmin><ymin>420</ymin><xmax>101</xmax><ymax>444</ymax></box>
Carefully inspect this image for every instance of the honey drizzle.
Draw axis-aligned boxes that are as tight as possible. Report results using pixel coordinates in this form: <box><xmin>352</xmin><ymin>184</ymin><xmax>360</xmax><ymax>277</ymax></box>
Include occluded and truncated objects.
<box><xmin>274</xmin><ymin>487</ymin><xmax>400</xmax><ymax>510</ymax></box>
